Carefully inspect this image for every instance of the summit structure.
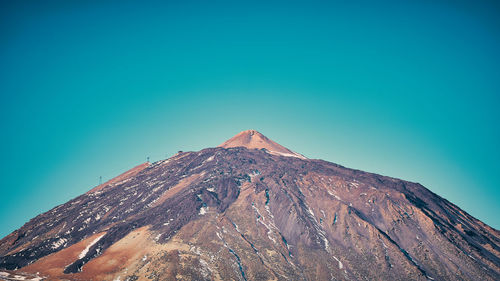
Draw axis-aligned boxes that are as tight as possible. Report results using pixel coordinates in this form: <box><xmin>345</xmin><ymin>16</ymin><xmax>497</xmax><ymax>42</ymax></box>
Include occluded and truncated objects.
<box><xmin>0</xmin><ymin>130</ymin><xmax>499</xmax><ymax>280</ymax></box>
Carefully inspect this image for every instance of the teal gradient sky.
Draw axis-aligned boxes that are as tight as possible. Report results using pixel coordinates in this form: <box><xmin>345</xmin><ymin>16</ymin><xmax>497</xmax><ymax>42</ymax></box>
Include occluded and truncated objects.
<box><xmin>1</xmin><ymin>0</ymin><xmax>499</xmax><ymax>238</ymax></box>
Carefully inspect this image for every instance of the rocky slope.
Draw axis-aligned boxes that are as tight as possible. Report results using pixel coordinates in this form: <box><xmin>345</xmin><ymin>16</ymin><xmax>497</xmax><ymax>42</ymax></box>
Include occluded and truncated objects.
<box><xmin>0</xmin><ymin>130</ymin><xmax>499</xmax><ymax>280</ymax></box>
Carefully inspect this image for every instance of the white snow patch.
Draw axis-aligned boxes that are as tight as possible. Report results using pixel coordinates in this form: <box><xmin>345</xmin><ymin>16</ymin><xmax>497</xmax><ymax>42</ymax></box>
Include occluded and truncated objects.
<box><xmin>268</xmin><ymin>150</ymin><xmax>307</xmax><ymax>159</ymax></box>
<box><xmin>142</xmin><ymin>255</ymin><xmax>147</xmax><ymax>262</ymax></box>
<box><xmin>207</xmin><ymin>187</ymin><xmax>215</xmax><ymax>192</ymax></box>
<box><xmin>155</xmin><ymin>234</ymin><xmax>162</xmax><ymax>241</ymax></box>
<box><xmin>332</xmin><ymin>256</ymin><xmax>343</xmax><ymax>269</ymax></box>
<box><xmin>265</xmin><ymin>205</ymin><xmax>274</xmax><ymax>218</ymax></box>
<box><xmin>248</xmin><ymin>170</ymin><xmax>261</xmax><ymax>180</ymax></box>
<box><xmin>190</xmin><ymin>246</ymin><xmax>202</xmax><ymax>255</ymax></box>
<box><xmin>12</xmin><ymin>275</ymin><xmax>26</xmax><ymax>280</ymax></box>
<box><xmin>199</xmin><ymin>258</ymin><xmax>212</xmax><ymax>278</ymax></box>
<box><xmin>51</xmin><ymin>238</ymin><xmax>67</xmax><ymax>250</ymax></box>
<box><xmin>79</xmin><ymin>234</ymin><xmax>105</xmax><ymax>259</ymax></box>
<box><xmin>0</xmin><ymin>272</ymin><xmax>9</xmax><ymax>277</ymax></box>
<box><xmin>199</xmin><ymin>206</ymin><xmax>208</xmax><ymax>215</ymax></box>
<box><xmin>327</xmin><ymin>190</ymin><xmax>342</xmax><ymax>201</ymax></box>
<box><xmin>305</xmin><ymin>204</ymin><xmax>331</xmax><ymax>252</ymax></box>
<box><xmin>306</xmin><ymin>207</ymin><xmax>316</xmax><ymax>218</ymax></box>
<box><xmin>252</xmin><ymin>203</ymin><xmax>277</xmax><ymax>244</ymax></box>
<box><xmin>381</xmin><ymin>241</ymin><xmax>388</xmax><ymax>248</ymax></box>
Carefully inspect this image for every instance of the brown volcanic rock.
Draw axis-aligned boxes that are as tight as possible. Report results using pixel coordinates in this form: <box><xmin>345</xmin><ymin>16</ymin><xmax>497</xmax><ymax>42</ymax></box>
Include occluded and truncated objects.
<box><xmin>0</xmin><ymin>130</ymin><xmax>499</xmax><ymax>280</ymax></box>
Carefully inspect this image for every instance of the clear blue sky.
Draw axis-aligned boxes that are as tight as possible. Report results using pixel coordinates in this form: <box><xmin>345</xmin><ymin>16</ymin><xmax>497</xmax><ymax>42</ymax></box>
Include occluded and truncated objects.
<box><xmin>1</xmin><ymin>0</ymin><xmax>499</xmax><ymax>238</ymax></box>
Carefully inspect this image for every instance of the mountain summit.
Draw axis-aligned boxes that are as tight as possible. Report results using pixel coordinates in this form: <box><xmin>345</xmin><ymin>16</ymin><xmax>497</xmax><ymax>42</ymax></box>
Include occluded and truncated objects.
<box><xmin>0</xmin><ymin>131</ymin><xmax>499</xmax><ymax>280</ymax></box>
<box><xmin>218</xmin><ymin>130</ymin><xmax>306</xmax><ymax>159</ymax></box>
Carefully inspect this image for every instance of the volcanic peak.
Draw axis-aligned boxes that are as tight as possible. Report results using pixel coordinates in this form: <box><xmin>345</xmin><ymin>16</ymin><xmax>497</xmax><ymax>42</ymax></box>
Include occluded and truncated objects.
<box><xmin>218</xmin><ymin>129</ymin><xmax>306</xmax><ymax>159</ymax></box>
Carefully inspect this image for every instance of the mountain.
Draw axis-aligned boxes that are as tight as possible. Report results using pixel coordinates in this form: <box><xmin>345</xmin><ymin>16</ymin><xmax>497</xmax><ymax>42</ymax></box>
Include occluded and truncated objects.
<box><xmin>0</xmin><ymin>130</ymin><xmax>499</xmax><ymax>281</ymax></box>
